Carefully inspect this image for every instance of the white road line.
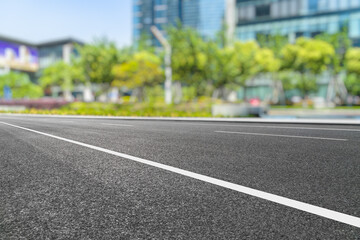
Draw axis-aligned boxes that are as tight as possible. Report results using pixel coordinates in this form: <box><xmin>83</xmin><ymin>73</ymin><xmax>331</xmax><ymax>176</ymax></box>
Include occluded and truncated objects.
<box><xmin>174</xmin><ymin>123</ymin><xmax>360</xmax><ymax>132</ymax></box>
<box><xmin>0</xmin><ymin>121</ymin><xmax>359</xmax><ymax>228</ymax></box>
<box><xmin>215</xmin><ymin>131</ymin><xmax>348</xmax><ymax>141</ymax></box>
<box><xmin>101</xmin><ymin>123</ymin><xmax>133</xmax><ymax>127</ymax></box>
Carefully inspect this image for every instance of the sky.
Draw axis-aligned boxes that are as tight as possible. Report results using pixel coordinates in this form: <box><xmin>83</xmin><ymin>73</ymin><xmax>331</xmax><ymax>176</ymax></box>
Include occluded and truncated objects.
<box><xmin>0</xmin><ymin>0</ymin><xmax>132</xmax><ymax>47</ymax></box>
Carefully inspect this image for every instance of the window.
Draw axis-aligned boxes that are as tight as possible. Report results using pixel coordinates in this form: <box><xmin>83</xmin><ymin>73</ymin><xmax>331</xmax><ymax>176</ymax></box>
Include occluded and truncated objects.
<box><xmin>311</xmin><ymin>31</ymin><xmax>322</xmax><ymax>37</ymax></box>
<box><xmin>256</xmin><ymin>4</ymin><xmax>270</xmax><ymax>18</ymax></box>
<box><xmin>308</xmin><ymin>0</ymin><xmax>318</xmax><ymax>12</ymax></box>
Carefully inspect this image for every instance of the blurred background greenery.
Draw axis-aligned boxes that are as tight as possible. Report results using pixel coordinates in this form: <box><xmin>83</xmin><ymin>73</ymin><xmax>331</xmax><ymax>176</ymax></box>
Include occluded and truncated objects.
<box><xmin>1</xmin><ymin>25</ymin><xmax>360</xmax><ymax>117</ymax></box>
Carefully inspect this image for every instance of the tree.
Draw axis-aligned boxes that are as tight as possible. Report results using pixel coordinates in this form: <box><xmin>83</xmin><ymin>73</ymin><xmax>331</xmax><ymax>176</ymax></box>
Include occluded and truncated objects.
<box><xmin>233</xmin><ymin>41</ymin><xmax>260</xmax><ymax>86</ymax></box>
<box><xmin>136</xmin><ymin>33</ymin><xmax>155</xmax><ymax>53</ymax></box>
<box><xmin>316</xmin><ymin>27</ymin><xmax>352</xmax><ymax>74</ymax></box>
<box><xmin>257</xmin><ymin>34</ymin><xmax>288</xmax><ymax>57</ymax></box>
<box><xmin>112</xmin><ymin>51</ymin><xmax>163</xmax><ymax>101</ymax></box>
<box><xmin>77</xmin><ymin>39</ymin><xmax>120</xmax><ymax>91</ymax></box>
<box><xmin>0</xmin><ymin>72</ymin><xmax>43</xmax><ymax>99</ymax></box>
<box><xmin>254</xmin><ymin>48</ymin><xmax>281</xmax><ymax>73</ymax></box>
<box><xmin>167</xmin><ymin>24</ymin><xmax>208</xmax><ymax>96</ymax></box>
<box><xmin>345</xmin><ymin>48</ymin><xmax>360</xmax><ymax>96</ymax></box>
<box><xmin>280</xmin><ymin>37</ymin><xmax>335</xmax><ymax>98</ymax></box>
<box><xmin>39</xmin><ymin>61</ymin><xmax>84</xmax><ymax>101</ymax></box>
<box><xmin>210</xmin><ymin>45</ymin><xmax>240</xmax><ymax>100</ymax></box>
<box><xmin>316</xmin><ymin>28</ymin><xmax>352</xmax><ymax>103</ymax></box>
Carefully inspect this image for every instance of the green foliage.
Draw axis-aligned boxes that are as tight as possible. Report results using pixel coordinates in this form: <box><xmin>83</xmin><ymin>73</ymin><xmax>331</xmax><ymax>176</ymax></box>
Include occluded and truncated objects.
<box><xmin>182</xmin><ymin>86</ymin><xmax>197</xmax><ymax>102</ymax></box>
<box><xmin>280</xmin><ymin>38</ymin><xmax>335</xmax><ymax>96</ymax></box>
<box><xmin>24</xmin><ymin>25</ymin><xmax>358</xmax><ymax>106</ymax></box>
<box><xmin>112</xmin><ymin>51</ymin><xmax>163</xmax><ymax>89</ymax></box>
<box><xmin>233</xmin><ymin>41</ymin><xmax>260</xmax><ymax>84</ymax></box>
<box><xmin>316</xmin><ymin>27</ymin><xmax>352</xmax><ymax>73</ymax></box>
<box><xmin>277</xmin><ymin>71</ymin><xmax>296</xmax><ymax>91</ymax></box>
<box><xmin>77</xmin><ymin>39</ymin><xmax>120</xmax><ymax>85</ymax></box>
<box><xmin>345</xmin><ymin>74</ymin><xmax>360</xmax><ymax>96</ymax></box>
<box><xmin>345</xmin><ymin>48</ymin><xmax>360</xmax><ymax>95</ymax></box>
<box><xmin>254</xmin><ymin>48</ymin><xmax>281</xmax><ymax>73</ymax></box>
<box><xmin>215</xmin><ymin>22</ymin><xmax>230</xmax><ymax>47</ymax></box>
<box><xmin>345</xmin><ymin>48</ymin><xmax>360</xmax><ymax>75</ymax></box>
<box><xmin>0</xmin><ymin>72</ymin><xmax>43</xmax><ymax>99</ymax></box>
<box><xmin>136</xmin><ymin>33</ymin><xmax>155</xmax><ymax>53</ymax></box>
<box><xmin>12</xmin><ymin>101</ymin><xmax>213</xmax><ymax>117</ymax></box>
<box><xmin>39</xmin><ymin>60</ymin><xmax>84</xmax><ymax>91</ymax></box>
<box><xmin>168</xmin><ymin>24</ymin><xmax>208</xmax><ymax>90</ymax></box>
<box><xmin>281</xmin><ymin>37</ymin><xmax>335</xmax><ymax>74</ymax></box>
<box><xmin>294</xmin><ymin>73</ymin><xmax>318</xmax><ymax>97</ymax></box>
<box><xmin>211</xmin><ymin>46</ymin><xmax>239</xmax><ymax>88</ymax></box>
<box><xmin>145</xmin><ymin>85</ymin><xmax>164</xmax><ymax>103</ymax></box>
<box><xmin>257</xmin><ymin>34</ymin><xmax>288</xmax><ymax>57</ymax></box>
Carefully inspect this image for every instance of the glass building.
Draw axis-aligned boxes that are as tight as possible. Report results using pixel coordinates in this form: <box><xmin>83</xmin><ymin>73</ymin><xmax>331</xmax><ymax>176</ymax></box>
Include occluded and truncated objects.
<box><xmin>235</xmin><ymin>0</ymin><xmax>360</xmax><ymax>46</ymax></box>
<box><xmin>37</xmin><ymin>38</ymin><xmax>82</xmax><ymax>70</ymax></box>
<box><xmin>133</xmin><ymin>0</ymin><xmax>228</xmax><ymax>45</ymax></box>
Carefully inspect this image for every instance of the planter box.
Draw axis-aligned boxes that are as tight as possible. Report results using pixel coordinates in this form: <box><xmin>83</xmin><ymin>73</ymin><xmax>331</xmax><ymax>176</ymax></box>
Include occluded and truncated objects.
<box><xmin>212</xmin><ymin>104</ymin><xmax>268</xmax><ymax>117</ymax></box>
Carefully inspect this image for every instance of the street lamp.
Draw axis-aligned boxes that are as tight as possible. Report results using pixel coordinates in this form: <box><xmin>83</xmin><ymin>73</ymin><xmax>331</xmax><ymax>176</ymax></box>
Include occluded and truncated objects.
<box><xmin>150</xmin><ymin>26</ymin><xmax>172</xmax><ymax>104</ymax></box>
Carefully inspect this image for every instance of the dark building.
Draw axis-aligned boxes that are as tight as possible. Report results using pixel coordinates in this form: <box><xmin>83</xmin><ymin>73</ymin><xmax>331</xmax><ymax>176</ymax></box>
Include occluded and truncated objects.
<box><xmin>235</xmin><ymin>0</ymin><xmax>360</xmax><ymax>46</ymax></box>
<box><xmin>133</xmin><ymin>0</ymin><xmax>231</xmax><ymax>46</ymax></box>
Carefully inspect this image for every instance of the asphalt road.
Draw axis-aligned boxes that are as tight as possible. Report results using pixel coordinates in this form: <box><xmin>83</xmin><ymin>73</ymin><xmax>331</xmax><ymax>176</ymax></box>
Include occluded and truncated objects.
<box><xmin>0</xmin><ymin>115</ymin><xmax>359</xmax><ymax>239</ymax></box>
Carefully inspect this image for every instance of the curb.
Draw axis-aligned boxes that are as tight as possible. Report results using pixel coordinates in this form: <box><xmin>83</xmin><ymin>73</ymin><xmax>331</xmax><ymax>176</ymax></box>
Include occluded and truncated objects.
<box><xmin>1</xmin><ymin>113</ymin><xmax>360</xmax><ymax>125</ymax></box>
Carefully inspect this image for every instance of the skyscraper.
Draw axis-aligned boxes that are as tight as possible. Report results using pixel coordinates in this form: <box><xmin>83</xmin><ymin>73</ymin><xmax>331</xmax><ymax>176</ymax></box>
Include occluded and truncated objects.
<box><xmin>235</xmin><ymin>0</ymin><xmax>360</xmax><ymax>46</ymax></box>
<box><xmin>133</xmin><ymin>0</ymin><xmax>233</xmax><ymax>45</ymax></box>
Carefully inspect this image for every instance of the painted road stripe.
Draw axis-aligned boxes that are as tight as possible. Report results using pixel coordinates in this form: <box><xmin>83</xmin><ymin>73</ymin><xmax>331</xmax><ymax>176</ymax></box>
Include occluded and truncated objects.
<box><xmin>215</xmin><ymin>131</ymin><xmax>348</xmax><ymax>141</ymax></box>
<box><xmin>174</xmin><ymin>122</ymin><xmax>360</xmax><ymax>132</ymax></box>
<box><xmin>101</xmin><ymin>123</ymin><xmax>133</xmax><ymax>127</ymax></box>
<box><xmin>0</xmin><ymin>121</ymin><xmax>359</xmax><ymax>228</ymax></box>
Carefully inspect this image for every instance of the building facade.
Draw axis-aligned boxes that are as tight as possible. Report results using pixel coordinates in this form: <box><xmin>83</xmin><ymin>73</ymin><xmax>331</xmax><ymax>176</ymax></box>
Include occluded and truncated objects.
<box><xmin>133</xmin><ymin>0</ymin><xmax>360</xmax><ymax>46</ymax></box>
<box><xmin>133</xmin><ymin>0</ymin><xmax>233</xmax><ymax>45</ymax></box>
<box><xmin>0</xmin><ymin>36</ymin><xmax>83</xmax><ymax>81</ymax></box>
<box><xmin>0</xmin><ymin>35</ymin><xmax>39</xmax><ymax>81</ymax></box>
<box><xmin>235</xmin><ymin>0</ymin><xmax>360</xmax><ymax>45</ymax></box>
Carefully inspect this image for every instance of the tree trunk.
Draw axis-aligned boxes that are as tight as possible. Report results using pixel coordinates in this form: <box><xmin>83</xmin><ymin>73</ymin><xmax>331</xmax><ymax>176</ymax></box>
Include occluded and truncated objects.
<box><xmin>214</xmin><ymin>87</ymin><xmax>228</xmax><ymax>101</ymax></box>
<box><xmin>301</xmin><ymin>73</ymin><xmax>308</xmax><ymax>107</ymax></box>
<box><xmin>109</xmin><ymin>87</ymin><xmax>119</xmax><ymax>103</ymax></box>
<box><xmin>83</xmin><ymin>82</ymin><xmax>94</xmax><ymax>102</ymax></box>
<box><xmin>131</xmin><ymin>87</ymin><xmax>145</xmax><ymax>102</ymax></box>
<box><xmin>130</xmin><ymin>88</ymin><xmax>138</xmax><ymax>103</ymax></box>
<box><xmin>212</xmin><ymin>89</ymin><xmax>219</xmax><ymax>100</ymax></box>
<box><xmin>63</xmin><ymin>89</ymin><xmax>73</xmax><ymax>102</ymax></box>
<box><xmin>173</xmin><ymin>81</ymin><xmax>182</xmax><ymax>104</ymax></box>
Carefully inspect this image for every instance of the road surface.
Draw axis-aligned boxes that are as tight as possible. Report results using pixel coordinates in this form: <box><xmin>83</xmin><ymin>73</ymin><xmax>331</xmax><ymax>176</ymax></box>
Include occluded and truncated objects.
<box><xmin>1</xmin><ymin>115</ymin><xmax>359</xmax><ymax>239</ymax></box>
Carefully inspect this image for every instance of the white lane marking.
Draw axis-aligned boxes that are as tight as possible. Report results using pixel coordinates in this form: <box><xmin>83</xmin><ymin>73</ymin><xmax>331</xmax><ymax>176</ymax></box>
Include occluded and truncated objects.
<box><xmin>215</xmin><ymin>131</ymin><xmax>348</xmax><ymax>141</ymax></box>
<box><xmin>101</xmin><ymin>123</ymin><xmax>133</xmax><ymax>127</ymax></box>
<box><xmin>0</xmin><ymin>121</ymin><xmax>359</xmax><ymax>228</ymax></box>
<box><xmin>171</xmin><ymin>122</ymin><xmax>360</xmax><ymax>132</ymax></box>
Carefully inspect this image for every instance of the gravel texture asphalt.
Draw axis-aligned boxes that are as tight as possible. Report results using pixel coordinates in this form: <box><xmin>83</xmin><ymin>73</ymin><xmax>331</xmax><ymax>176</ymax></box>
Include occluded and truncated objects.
<box><xmin>0</xmin><ymin>115</ymin><xmax>359</xmax><ymax>239</ymax></box>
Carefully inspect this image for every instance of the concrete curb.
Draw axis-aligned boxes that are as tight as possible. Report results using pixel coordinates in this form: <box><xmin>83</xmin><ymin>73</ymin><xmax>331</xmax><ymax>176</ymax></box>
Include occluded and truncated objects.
<box><xmin>1</xmin><ymin>113</ymin><xmax>360</xmax><ymax>125</ymax></box>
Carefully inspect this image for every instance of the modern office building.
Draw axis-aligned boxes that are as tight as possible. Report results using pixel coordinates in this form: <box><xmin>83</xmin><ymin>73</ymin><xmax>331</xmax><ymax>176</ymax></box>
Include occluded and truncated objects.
<box><xmin>134</xmin><ymin>0</ymin><xmax>360</xmax><ymax>46</ymax></box>
<box><xmin>235</xmin><ymin>0</ymin><xmax>360</xmax><ymax>46</ymax></box>
<box><xmin>0</xmin><ymin>35</ymin><xmax>39</xmax><ymax>81</ymax></box>
<box><xmin>0</xmin><ymin>36</ymin><xmax>89</xmax><ymax>100</ymax></box>
<box><xmin>37</xmin><ymin>38</ymin><xmax>83</xmax><ymax>71</ymax></box>
<box><xmin>0</xmin><ymin>35</ymin><xmax>83</xmax><ymax>82</ymax></box>
<box><xmin>133</xmin><ymin>0</ymin><xmax>235</xmax><ymax>45</ymax></box>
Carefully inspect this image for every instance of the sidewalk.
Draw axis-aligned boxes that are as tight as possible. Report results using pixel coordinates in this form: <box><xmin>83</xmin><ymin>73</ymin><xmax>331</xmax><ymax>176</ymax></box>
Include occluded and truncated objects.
<box><xmin>268</xmin><ymin>108</ymin><xmax>360</xmax><ymax>118</ymax></box>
